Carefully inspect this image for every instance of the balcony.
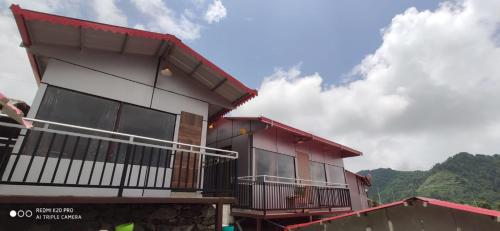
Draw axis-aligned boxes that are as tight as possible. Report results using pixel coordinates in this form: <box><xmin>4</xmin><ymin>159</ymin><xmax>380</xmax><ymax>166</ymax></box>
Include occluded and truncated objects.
<box><xmin>234</xmin><ymin>175</ymin><xmax>351</xmax><ymax>216</ymax></box>
<box><xmin>0</xmin><ymin>114</ymin><xmax>237</xmax><ymax>197</ymax></box>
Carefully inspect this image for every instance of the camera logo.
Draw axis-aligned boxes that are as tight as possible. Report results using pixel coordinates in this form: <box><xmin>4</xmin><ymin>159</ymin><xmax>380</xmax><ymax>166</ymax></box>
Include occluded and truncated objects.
<box><xmin>9</xmin><ymin>210</ymin><xmax>32</xmax><ymax>218</ymax></box>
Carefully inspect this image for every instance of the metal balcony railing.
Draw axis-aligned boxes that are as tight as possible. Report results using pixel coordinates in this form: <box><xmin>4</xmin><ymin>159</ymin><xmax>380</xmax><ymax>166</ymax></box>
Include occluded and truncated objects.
<box><xmin>0</xmin><ymin>114</ymin><xmax>237</xmax><ymax>197</ymax></box>
<box><xmin>235</xmin><ymin>175</ymin><xmax>351</xmax><ymax>213</ymax></box>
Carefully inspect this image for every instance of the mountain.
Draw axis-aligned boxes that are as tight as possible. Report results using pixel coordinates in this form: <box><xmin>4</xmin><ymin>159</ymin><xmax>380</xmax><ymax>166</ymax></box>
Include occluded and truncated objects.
<box><xmin>358</xmin><ymin>152</ymin><xmax>500</xmax><ymax>210</ymax></box>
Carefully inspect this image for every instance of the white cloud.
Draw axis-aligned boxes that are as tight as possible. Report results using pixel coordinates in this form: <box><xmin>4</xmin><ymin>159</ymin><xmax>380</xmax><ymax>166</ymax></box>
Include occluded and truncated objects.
<box><xmin>204</xmin><ymin>0</ymin><xmax>226</xmax><ymax>24</ymax></box>
<box><xmin>2</xmin><ymin>0</ymin><xmax>82</xmax><ymax>14</ymax></box>
<box><xmin>133</xmin><ymin>23</ymin><xmax>146</xmax><ymax>30</ymax></box>
<box><xmin>92</xmin><ymin>0</ymin><xmax>127</xmax><ymax>26</ymax></box>
<box><xmin>234</xmin><ymin>0</ymin><xmax>500</xmax><ymax>172</ymax></box>
<box><xmin>0</xmin><ymin>4</ymin><xmax>37</xmax><ymax>103</ymax></box>
<box><xmin>0</xmin><ymin>0</ymin><xmax>131</xmax><ymax>103</ymax></box>
<box><xmin>0</xmin><ymin>0</ymin><xmax>85</xmax><ymax>104</ymax></box>
<box><xmin>131</xmin><ymin>0</ymin><xmax>201</xmax><ymax>40</ymax></box>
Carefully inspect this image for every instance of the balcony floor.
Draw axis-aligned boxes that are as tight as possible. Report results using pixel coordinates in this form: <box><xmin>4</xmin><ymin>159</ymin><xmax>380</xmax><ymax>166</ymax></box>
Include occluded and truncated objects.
<box><xmin>0</xmin><ymin>195</ymin><xmax>235</xmax><ymax>204</ymax></box>
<box><xmin>232</xmin><ymin>207</ymin><xmax>351</xmax><ymax>219</ymax></box>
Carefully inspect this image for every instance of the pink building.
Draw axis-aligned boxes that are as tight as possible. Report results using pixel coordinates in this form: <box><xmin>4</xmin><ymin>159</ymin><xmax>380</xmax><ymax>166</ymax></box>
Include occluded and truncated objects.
<box><xmin>208</xmin><ymin>116</ymin><xmax>370</xmax><ymax>229</ymax></box>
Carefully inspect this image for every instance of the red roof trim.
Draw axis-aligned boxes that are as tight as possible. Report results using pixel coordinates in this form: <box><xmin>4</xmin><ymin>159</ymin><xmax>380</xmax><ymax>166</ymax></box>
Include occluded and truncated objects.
<box><xmin>11</xmin><ymin>5</ymin><xmax>41</xmax><ymax>83</ymax></box>
<box><xmin>10</xmin><ymin>5</ymin><xmax>257</xmax><ymax>122</ymax></box>
<box><xmin>208</xmin><ymin>93</ymin><xmax>257</xmax><ymax>123</ymax></box>
<box><xmin>284</xmin><ymin>197</ymin><xmax>500</xmax><ymax>230</ymax></box>
<box><xmin>259</xmin><ymin>116</ymin><xmax>312</xmax><ymax>138</ymax></box>
<box><xmin>226</xmin><ymin>116</ymin><xmax>362</xmax><ymax>157</ymax></box>
<box><xmin>417</xmin><ymin>197</ymin><xmax>500</xmax><ymax>218</ymax></box>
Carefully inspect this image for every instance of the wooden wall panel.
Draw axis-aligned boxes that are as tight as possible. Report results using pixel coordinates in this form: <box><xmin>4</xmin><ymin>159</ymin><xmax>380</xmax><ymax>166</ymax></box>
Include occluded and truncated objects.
<box><xmin>171</xmin><ymin>111</ymin><xmax>203</xmax><ymax>189</ymax></box>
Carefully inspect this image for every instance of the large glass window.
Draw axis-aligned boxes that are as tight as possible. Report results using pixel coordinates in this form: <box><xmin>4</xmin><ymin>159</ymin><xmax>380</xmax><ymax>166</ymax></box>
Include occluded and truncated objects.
<box><xmin>25</xmin><ymin>86</ymin><xmax>176</xmax><ymax>165</ymax></box>
<box><xmin>310</xmin><ymin>161</ymin><xmax>326</xmax><ymax>183</ymax></box>
<box><xmin>116</xmin><ymin>104</ymin><xmax>176</xmax><ymax>165</ymax></box>
<box><xmin>326</xmin><ymin>164</ymin><xmax>346</xmax><ymax>184</ymax></box>
<box><xmin>37</xmin><ymin>86</ymin><xmax>120</xmax><ymax>130</ymax></box>
<box><xmin>116</xmin><ymin>104</ymin><xmax>176</xmax><ymax>140</ymax></box>
<box><xmin>255</xmin><ymin>148</ymin><xmax>295</xmax><ymax>181</ymax></box>
<box><xmin>25</xmin><ymin>87</ymin><xmax>120</xmax><ymax>160</ymax></box>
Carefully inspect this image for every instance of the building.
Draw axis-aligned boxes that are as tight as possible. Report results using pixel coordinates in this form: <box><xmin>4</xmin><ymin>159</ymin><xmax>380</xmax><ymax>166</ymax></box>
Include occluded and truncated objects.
<box><xmin>207</xmin><ymin>116</ymin><xmax>370</xmax><ymax>229</ymax></box>
<box><xmin>345</xmin><ymin>170</ymin><xmax>371</xmax><ymax>211</ymax></box>
<box><xmin>0</xmin><ymin>5</ymin><xmax>373</xmax><ymax>230</ymax></box>
<box><xmin>0</xmin><ymin>5</ymin><xmax>257</xmax><ymax>230</ymax></box>
<box><xmin>285</xmin><ymin>197</ymin><xmax>500</xmax><ymax>231</ymax></box>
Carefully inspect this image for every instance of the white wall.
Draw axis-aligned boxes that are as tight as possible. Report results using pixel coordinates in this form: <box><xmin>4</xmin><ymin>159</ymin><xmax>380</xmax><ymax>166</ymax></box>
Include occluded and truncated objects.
<box><xmin>43</xmin><ymin>59</ymin><xmax>154</xmax><ymax>107</ymax></box>
<box><xmin>155</xmin><ymin>60</ymin><xmax>233</xmax><ymax>109</ymax></box>
<box><xmin>31</xmin><ymin>44</ymin><xmax>229</xmax><ymax>121</ymax></box>
<box><xmin>4</xmin><ymin>44</ymin><xmax>231</xmax><ymax>198</ymax></box>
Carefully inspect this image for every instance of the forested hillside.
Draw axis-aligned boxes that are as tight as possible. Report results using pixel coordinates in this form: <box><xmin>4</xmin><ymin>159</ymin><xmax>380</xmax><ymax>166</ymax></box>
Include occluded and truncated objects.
<box><xmin>358</xmin><ymin>152</ymin><xmax>500</xmax><ymax>209</ymax></box>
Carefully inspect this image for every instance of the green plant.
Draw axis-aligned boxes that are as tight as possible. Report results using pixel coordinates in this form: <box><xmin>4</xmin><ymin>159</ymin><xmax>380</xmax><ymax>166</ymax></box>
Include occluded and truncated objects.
<box><xmin>115</xmin><ymin>223</ymin><xmax>134</xmax><ymax>231</ymax></box>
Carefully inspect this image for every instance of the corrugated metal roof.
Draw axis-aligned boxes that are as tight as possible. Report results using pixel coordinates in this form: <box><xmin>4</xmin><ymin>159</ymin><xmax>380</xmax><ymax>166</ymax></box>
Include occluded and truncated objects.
<box><xmin>285</xmin><ymin>197</ymin><xmax>500</xmax><ymax>230</ymax></box>
<box><xmin>10</xmin><ymin>4</ymin><xmax>257</xmax><ymax>122</ymax></box>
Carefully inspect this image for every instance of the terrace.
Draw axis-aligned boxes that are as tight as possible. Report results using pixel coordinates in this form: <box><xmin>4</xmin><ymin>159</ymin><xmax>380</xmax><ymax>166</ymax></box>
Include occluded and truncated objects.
<box><xmin>0</xmin><ymin>114</ymin><xmax>237</xmax><ymax>197</ymax></box>
<box><xmin>234</xmin><ymin>175</ymin><xmax>351</xmax><ymax>217</ymax></box>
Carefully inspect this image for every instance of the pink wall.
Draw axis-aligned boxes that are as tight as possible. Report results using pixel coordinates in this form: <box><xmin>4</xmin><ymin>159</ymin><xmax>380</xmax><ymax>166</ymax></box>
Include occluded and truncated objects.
<box><xmin>345</xmin><ymin>171</ymin><xmax>370</xmax><ymax>211</ymax></box>
<box><xmin>208</xmin><ymin>119</ymin><xmax>347</xmax><ymax>179</ymax></box>
<box><xmin>253</xmin><ymin>126</ymin><xmax>344</xmax><ymax>167</ymax></box>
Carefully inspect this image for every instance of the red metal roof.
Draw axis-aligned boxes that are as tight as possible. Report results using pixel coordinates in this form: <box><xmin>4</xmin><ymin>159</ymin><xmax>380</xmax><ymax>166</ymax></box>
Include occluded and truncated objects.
<box><xmin>418</xmin><ymin>197</ymin><xmax>500</xmax><ymax>218</ymax></box>
<box><xmin>10</xmin><ymin>5</ymin><xmax>257</xmax><ymax>122</ymax></box>
<box><xmin>226</xmin><ymin>116</ymin><xmax>362</xmax><ymax>157</ymax></box>
<box><xmin>285</xmin><ymin>197</ymin><xmax>500</xmax><ymax>230</ymax></box>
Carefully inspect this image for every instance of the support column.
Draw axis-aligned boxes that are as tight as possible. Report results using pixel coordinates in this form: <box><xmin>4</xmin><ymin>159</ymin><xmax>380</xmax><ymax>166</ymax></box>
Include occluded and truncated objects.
<box><xmin>256</xmin><ymin>218</ymin><xmax>262</xmax><ymax>231</ymax></box>
<box><xmin>215</xmin><ymin>202</ymin><xmax>223</xmax><ymax>231</ymax></box>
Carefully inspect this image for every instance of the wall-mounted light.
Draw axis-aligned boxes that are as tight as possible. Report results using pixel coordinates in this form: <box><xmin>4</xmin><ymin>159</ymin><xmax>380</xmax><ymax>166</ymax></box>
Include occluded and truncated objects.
<box><xmin>160</xmin><ymin>67</ymin><xmax>172</xmax><ymax>76</ymax></box>
<box><xmin>294</xmin><ymin>137</ymin><xmax>306</xmax><ymax>144</ymax></box>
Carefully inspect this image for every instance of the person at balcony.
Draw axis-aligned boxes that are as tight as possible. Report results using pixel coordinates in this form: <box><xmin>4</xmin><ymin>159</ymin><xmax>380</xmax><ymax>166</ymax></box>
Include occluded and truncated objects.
<box><xmin>0</xmin><ymin>92</ymin><xmax>32</xmax><ymax>129</ymax></box>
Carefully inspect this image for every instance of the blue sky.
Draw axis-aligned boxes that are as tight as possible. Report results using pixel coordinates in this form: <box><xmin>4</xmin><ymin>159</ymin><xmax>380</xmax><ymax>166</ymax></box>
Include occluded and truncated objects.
<box><xmin>186</xmin><ymin>0</ymin><xmax>441</xmax><ymax>88</ymax></box>
<box><xmin>3</xmin><ymin>0</ymin><xmax>441</xmax><ymax>88</ymax></box>
<box><xmin>1</xmin><ymin>0</ymin><xmax>499</xmax><ymax>171</ymax></box>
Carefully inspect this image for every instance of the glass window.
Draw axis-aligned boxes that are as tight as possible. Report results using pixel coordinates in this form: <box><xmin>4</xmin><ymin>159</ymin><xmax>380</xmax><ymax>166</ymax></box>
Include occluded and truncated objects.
<box><xmin>116</xmin><ymin>104</ymin><xmax>176</xmax><ymax>141</ymax></box>
<box><xmin>310</xmin><ymin>161</ymin><xmax>326</xmax><ymax>183</ymax></box>
<box><xmin>25</xmin><ymin>87</ymin><xmax>119</xmax><ymax>160</ymax></box>
<box><xmin>115</xmin><ymin>104</ymin><xmax>176</xmax><ymax>166</ymax></box>
<box><xmin>255</xmin><ymin>148</ymin><xmax>295</xmax><ymax>181</ymax></box>
<box><xmin>37</xmin><ymin>86</ymin><xmax>119</xmax><ymax>130</ymax></box>
<box><xmin>326</xmin><ymin>164</ymin><xmax>345</xmax><ymax>184</ymax></box>
<box><xmin>277</xmin><ymin>154</ymin><xmax>295</xmax><ymax>179</ymax></box>
<box><xmin>24</xmin><ymin>87</ymin><xmax>177</xmax><ymax>166</ymax></box>
<box><xmin>255</xmin><ymin>149</ymin><xmax>275</xmax><ymax>176</ymax></box>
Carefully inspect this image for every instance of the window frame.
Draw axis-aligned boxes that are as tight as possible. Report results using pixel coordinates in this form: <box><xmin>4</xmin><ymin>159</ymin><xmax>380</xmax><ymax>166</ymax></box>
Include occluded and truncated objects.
<box><xmin>309</xmin><ymin>161</ymin><xmax>327</xmax><ymax>183</ymax></box>
<box><xmin>253</xmin><ymin>148</ymin><xmax>296</xmax><ymax>181</ymax></box>
<box><xmin>31</xmin><ymin>85</ymin><xmax>178</xmax><ymax>164</ymax></box>
<box><xmin>325</xmin><ymin>163</ymin><xmax>346</xmax><ymax>184</ymax></box>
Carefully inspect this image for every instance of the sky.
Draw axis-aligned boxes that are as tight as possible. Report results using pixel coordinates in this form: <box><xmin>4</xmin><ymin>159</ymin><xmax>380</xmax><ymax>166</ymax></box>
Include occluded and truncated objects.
<box><xmin>1</xmin><ymin>0</ymin><xmax>499</xmax><ymax>172</ymax></box>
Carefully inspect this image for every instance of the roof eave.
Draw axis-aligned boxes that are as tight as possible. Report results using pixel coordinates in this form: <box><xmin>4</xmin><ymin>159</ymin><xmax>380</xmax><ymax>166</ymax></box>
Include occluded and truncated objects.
<box><xmin>225</xmin><ymin>116</ymin><xmax>362</xmax><ymax>157</ymax></box>
<box><xmin>10</xmin><ymin>4</ymin><xmax>257</xmax><ymax>119</ymax></box>
<box><xmin>11</xmin><ymin>5</ymin><xmax>41</xmax><ymax>84</ymax></box>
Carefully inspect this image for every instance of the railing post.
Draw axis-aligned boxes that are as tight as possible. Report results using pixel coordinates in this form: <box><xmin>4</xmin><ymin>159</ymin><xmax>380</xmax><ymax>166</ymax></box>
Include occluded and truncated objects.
<box><xmin>347</xmin><ymin>188</ymin><xmax>352</xmax><ymax>208</ymax></box>
<box><xmin>262</xmin><ymin>177</ymin><xmax>266</xmax><ymax>215</ymax></box>
<box><xmin>117</xmin><ymin>143</ymin><xmax>132</xmax><ymax>197</ymax></box>
<box><xmin>317</xmin><ymin>186</ymin><xmax>322</xmax><ymax>208</ymax></box>
<box><xmin>233</xmin><ymin>159</ymin><xmax>238</xmax><ymax>197</ymax></box>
